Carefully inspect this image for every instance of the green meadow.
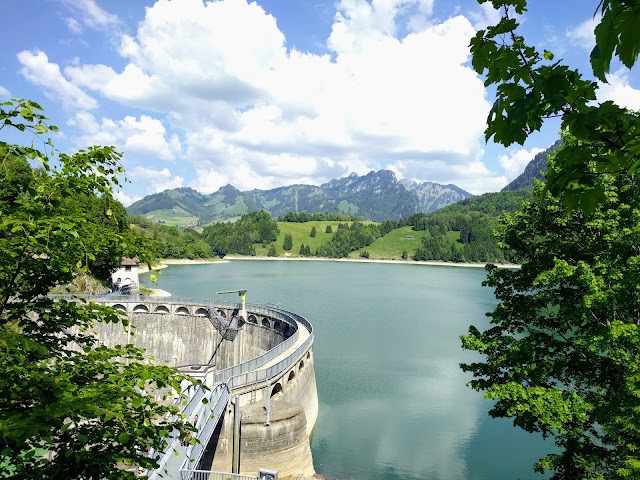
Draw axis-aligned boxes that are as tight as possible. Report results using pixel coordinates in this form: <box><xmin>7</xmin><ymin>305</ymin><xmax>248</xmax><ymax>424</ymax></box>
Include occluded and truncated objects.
<box><xmin>254</xmin><ymin>221</ymin><xmax>340</xmax><ymax>256</ymax></box>
<box><xmin>348</xmin><ymin>225</ymin><xmax>430</xmax><ymax>260</ymax></box>
<box><xmin>252</xmin><ymin>222</ymin><xmax>463</xmax><ymax>260</ymax></box>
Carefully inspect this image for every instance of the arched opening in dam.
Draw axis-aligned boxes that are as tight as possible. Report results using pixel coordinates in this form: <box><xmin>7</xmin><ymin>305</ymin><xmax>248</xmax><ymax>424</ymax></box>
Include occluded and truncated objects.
<box><xmin>80</xmin><ymin>298</ymin><xmax>318</xmax><ymax>478</ymax></box>
<box><xmin>271</xmin><ymin>383</ymin><xmax>283</xmax><ymax>398</ymax></box>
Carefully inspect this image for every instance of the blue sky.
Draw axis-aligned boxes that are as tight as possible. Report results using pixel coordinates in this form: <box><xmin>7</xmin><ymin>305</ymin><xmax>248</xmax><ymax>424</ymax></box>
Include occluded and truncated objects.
<box><xmin>2</xmin><ymin>0</ymin><xmax>639</xmax><ymax>205</ymax></box>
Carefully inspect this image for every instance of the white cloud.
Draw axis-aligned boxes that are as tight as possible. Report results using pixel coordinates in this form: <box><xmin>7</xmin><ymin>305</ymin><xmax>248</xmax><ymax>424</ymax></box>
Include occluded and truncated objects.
<box><xmin>0</xmin><ymin>85</ymin><xmax>11</xmax><ymax>100</ymax></box>
<box><xmin>443</xmin><ymin>160</ymin><xmax>508</xmax><ymax>194</ymax></box>
<box><xmin>17</xmin><ymin>51</ymin><xmax>98</xmax><ymax>110</ymax></box>
<box><xmin>114</xmin><ymin>190</ymin><xmax>142</xmax><ymax>207</ymax></box>
<box><xmin>65</xmin><ymin>17</ymin><xmax>83</xmax><ymax>34</ymax></box>
<box><xmin>567</xmin><ymin>16</ymin><xmax>598</xmax><ymax>51</ymax></box>
<box><xmin>59</xmin><ymin>0</ymin><xmax>118</xmax><ymax>30</ymax></box>
<box><xmin>499</xmin><ymin>147</ymin><xmax>544</xmax><ymax>183</ymax></box>
<box><xmin>328</xmin><ymin>0</ymin><xmax>435</xmax><ymax>53</ymax></box>
<box><xmin>29</xmin><ymin>0</ymin><xmax>503</xmax><ymax>197</ymax></box>
<box><xmin>189</xmin><ymin>169</ymin><xmax>229</xmax><ymax>195</ymax></box>
<box><xmin>468</xmin><ymin>2</ymin><xmax>501</xmax><ymax>31</ymax></box>
<box><xmin>68</xmin><ymin>111</ymin><xmax>181</xmax><ymax>160</ymax></box>
<box><xmin>598</xmin><ymin>69</ymin><xmax>640</xmax><ymax>111</ymax></box>
<box><xmin>129</xmin><ymin>167</ymin><xmax>184</xmax><ymax>193</ymax></box>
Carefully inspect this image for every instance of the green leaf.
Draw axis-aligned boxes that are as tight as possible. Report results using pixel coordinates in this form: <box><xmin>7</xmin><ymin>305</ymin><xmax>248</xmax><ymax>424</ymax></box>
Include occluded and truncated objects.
<box><xmin>118</xmin><ymin>432</ymin><xmax>130</xmax><ymax>444</ymax></box>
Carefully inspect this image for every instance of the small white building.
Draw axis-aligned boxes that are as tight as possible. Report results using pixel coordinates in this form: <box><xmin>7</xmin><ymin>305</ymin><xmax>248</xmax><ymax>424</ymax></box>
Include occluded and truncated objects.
<box><xmin>111</xmin><ymin>257</ymin><xmax>139</xmax><ymax>290</ymax></box>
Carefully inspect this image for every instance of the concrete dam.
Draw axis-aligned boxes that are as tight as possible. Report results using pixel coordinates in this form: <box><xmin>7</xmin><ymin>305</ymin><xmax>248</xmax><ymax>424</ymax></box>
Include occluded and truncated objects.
<box><xmin>66</xmin><ymin>295</ymin><xmax>318</xmax><ymax>479</ymax></box>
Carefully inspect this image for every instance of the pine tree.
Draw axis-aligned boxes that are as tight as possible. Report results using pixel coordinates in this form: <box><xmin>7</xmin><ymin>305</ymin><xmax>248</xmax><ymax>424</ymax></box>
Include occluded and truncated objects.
<box><xmin>282</xmin><ymin>233</ymin><xmax>293</xmax><ymax>251</ymax></box>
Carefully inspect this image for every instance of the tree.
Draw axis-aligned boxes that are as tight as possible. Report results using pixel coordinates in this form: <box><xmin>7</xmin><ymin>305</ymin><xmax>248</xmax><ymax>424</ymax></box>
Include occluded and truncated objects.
<box><xmin>299</xmin><ymin>243</ymin><xmax>306</xmax><ymax>255</ymax></box>
<box><xmin>461</xmin><ymin>140</ymin><xmax>640</xmax><ymax>478</ymax></box>
<box><xmin>325</xmin><ymin>225</ymin><xmax>332</xmax><ymax>233</ymax></box>
<box><xmin>401</xmin><ymin>250</ymin><xmax>408</xmax><ymax>261</ymax></box>
<box><xmin>310</xmin><ymin>226</ymin><xmax>316</xmax><ymax>237</ymax></box>
<box><xmin>282</xmin><ymin>233</ymin><xmax>293</xmax><ymax>251</ymax></box>
<box><xmin>267</xmin><ymin>244</ymin><xmax>277</xmax><ymax>257</ymax></box>
<box><xmin>463</xmin><ymin>2</ymin><xmax>640</xmax><ymax>476</ymax></box>
<box><xmin>0</xmin><ymin>100</ymin><xmax>195</xmax><ymax>479</ymax></box>
<box><xmin>201</xmin><ymin>211</ymin><xmax>278</xmax><ymax>257</ymax></box>
<box><xmin>472</xmin><ymin>0</ymin><xmax>640</xmax><ymax>212</ymax></box>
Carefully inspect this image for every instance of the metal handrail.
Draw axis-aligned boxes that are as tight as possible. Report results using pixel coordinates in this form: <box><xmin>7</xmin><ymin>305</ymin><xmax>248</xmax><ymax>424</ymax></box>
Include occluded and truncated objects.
<box><xmin>50</xmin><ymin>295</ymin><xmax>314</xmax><ymax>478</ymax></box>
<box><xmin>179</xmin><ymin>384</ymin><xmax>230</xmax><ymax>480</ymax></box>
<box><xmin>181</xmin><ymin>471</ymin><xmax>257</xmax><ymax>480</ymax></box>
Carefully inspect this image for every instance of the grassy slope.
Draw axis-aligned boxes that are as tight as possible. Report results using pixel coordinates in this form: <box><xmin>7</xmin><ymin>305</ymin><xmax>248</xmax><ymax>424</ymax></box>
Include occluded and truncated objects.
<box><xmin>143</xmin><ymin>209</ymin><xmax>198</xmax><ymax>227</ymax></box>
<box><xmin>252</xmin><ymin>222</ymin><xmax>463</xmax><ymax>260</ymax></box>
<box><xmin>254</xmin><ymin>221</ymin><xmax>340</xmax><ymax>256</ymax></box>
<box><xmin>348</xmin><ymin>225</ymin><xmax>427</xmax><ymax>260</ymax></box>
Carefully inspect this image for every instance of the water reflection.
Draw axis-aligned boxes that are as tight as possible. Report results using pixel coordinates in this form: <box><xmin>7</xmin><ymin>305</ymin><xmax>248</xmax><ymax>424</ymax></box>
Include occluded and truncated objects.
<box><xmin>145</xmin><ymin>260</ymin><xmax>550</xmax><ymax>480</ymax></box>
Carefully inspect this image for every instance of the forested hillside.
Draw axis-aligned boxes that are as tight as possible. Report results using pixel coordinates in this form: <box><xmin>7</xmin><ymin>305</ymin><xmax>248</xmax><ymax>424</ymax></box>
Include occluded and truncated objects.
<box><xmin>130</xmin><ymin>190</ymin><xmax>529</xmax><ymax>264</ymax></box>
<box><xmin>436</xmin><ymin>189</ymin><xmax>531</xmax><ymax>216</ymax></box>
<box><xmin>128</xmin><ymin>154</ymin><xmax>551</xmax><ymax>264</ymax></box>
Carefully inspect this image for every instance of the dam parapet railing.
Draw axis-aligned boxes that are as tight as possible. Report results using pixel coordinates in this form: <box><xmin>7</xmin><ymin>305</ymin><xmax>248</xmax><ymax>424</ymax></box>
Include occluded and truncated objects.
<box><xmin>49</xmin><ymin>294</ymin><xmax>314</xmax><ymax>479</ymax></box>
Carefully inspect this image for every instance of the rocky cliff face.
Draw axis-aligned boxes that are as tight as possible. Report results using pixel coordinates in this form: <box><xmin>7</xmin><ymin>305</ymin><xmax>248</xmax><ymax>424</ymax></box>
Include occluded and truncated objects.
<box><xmin>401</xmin><ymin>178</ymin><xmax>471</xmax><ymax>212</ymax></box>
<box><xmin>502</xmin><ymin>140</ymin><xmax>562</xmax><ymax>191</ymax></box>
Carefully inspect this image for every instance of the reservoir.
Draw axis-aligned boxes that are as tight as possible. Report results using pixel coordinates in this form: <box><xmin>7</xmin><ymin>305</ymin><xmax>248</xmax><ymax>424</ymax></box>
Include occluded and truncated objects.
<box><xmin>142</xmin><ymin>259</ymin><xmax>549</xmax><ymax>480</ymax></box>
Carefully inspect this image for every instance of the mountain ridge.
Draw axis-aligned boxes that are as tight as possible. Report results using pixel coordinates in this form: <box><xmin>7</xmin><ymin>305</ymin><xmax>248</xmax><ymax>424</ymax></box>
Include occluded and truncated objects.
<box><xmin>128</xmin><ymin>169</ymin><xmax>473</xmax><ymax>224</ymax></box>
<box><xmin>502</xmin><ymin>140</ymin><xmax>562</xmax><ymax>191</ymax></box>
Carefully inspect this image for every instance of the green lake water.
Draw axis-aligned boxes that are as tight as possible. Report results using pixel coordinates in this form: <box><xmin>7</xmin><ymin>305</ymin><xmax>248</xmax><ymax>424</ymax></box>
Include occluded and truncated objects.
<box><xmin>142</xmin><ymin>259</ymin><xmax>550</xmax><ymax>480</ymax></box>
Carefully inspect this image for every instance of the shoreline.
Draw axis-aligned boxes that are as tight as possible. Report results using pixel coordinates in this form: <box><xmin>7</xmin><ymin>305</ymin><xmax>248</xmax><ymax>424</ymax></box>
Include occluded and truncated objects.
<box><xmin>223</xmin><ymin>255</ymin><xmax>520</xmax><ymax>269</ymax></box>
<box><xmin>138</xmin><ymin>256</ymin><xmax>519</xmax><ymax>271</ymax></box>
<box><xmin>139</xmin><ymin>258</ymin><xmax>228</xmax><ymax>273</ymax></box>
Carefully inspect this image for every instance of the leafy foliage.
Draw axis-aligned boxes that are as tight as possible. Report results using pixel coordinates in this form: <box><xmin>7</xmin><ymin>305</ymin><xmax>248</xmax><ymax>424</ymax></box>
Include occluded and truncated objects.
<box><xmin>201</xmin><ymin>211</ymin><xmax>278</xmax><ymax>256</ymax></box>
<box><xmin>461</xmin><ymin>141</ymin><xmax>640</xmax><ymax>478</ymax></box>
<box><xmin>278</xmin><ymin>212</ymin><xmax>361</xmax><ymax>222</ymax></box>
<box><xmin>473</xmin><ymin>0</ymin><xmax>640</xmax><ymax>212</ymax></box>
<box><xmin>0</xmin><ymin>100</ymin><xmax>195</xmax><ymax>479</ymax></box>
<box><xmin>317</xmin><ymin>222</ymin><xmax>381</xmax><ymax>258</ymax></box>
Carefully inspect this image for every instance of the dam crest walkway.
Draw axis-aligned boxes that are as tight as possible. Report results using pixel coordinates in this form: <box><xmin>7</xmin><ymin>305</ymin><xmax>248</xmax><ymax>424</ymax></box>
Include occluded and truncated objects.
<box><xmin>56</xmin><ymin>295</ymin><xmax>314</xmax><ymax>480</ymax></box>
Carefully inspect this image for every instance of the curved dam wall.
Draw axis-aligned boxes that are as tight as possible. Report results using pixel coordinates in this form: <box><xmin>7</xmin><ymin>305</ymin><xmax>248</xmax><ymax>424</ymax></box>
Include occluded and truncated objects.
<box><xmin>84</xmin><ymin>301</ymin><xmax>318</xmax><ymax>477</ymax></box>
<box><xmin>208</xmin><ymin>347</ymin><xmax>318</xmax><ymax>477</ymax></box>
<box><xmin>88</xmin><ymin>310</ymin><xmax>286</xmax><ymax>368</ymax></box>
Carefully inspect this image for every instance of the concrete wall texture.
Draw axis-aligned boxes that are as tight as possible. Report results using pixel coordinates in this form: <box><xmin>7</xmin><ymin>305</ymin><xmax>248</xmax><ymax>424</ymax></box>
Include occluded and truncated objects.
<box><xmin>90</xmin><ymin>311</ymin><xmax>284</xmax><ymax>368</ymax></box>
<box><xmin>209</xmin><ymin>347</ymin><xmax>318</xmax><ymax>476</ymax></box>
<box><xmin>87</xmin><ymin>304</ymin><xmax>318</xmax><ymax>478</ymax></box>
